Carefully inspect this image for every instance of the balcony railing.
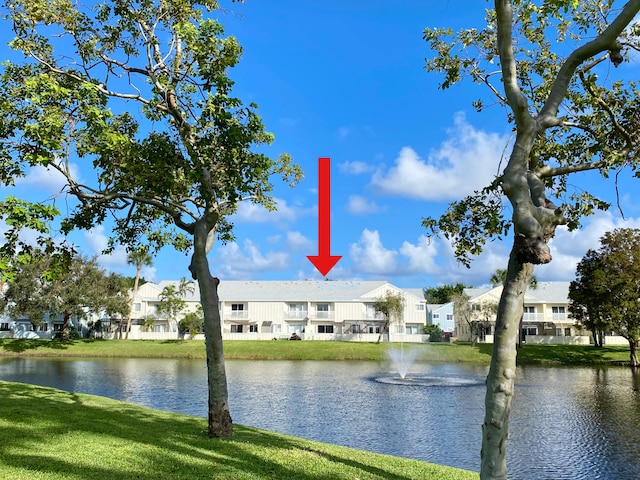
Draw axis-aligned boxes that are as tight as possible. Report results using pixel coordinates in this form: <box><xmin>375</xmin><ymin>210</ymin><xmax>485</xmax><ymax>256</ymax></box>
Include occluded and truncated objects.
<box><xmin>310</xmin><ymin>311</ymin><xmax>335</xmax><ymax>320</ymax></box>
<box><xmin>284</xmin><ymin>310</ymin><xmax>308</xmax><ymax>319</ymax></box>
<box><xmin>226</xmin><ymin>311</ymin><xmax>249</xmax><ymax>319</ymax></box>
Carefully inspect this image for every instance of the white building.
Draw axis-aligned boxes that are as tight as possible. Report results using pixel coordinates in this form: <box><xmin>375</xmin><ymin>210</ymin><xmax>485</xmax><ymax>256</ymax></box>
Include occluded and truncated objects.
<box><xmin>128</xmin><ymin>280</ymin><xmax>428</xmax><ymax>342</ymax></box>
<box><xmin>454</xmin><ymin>282</ymin><xmax>592</xmax><ymax>344</ymax></box>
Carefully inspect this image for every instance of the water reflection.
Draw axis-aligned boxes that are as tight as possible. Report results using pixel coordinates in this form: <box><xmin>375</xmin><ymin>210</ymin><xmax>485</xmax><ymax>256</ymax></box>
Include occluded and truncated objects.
<box><xmin>1</xmin><ymin>358</ymin><xmax>640</xmax><ymax>480</ymax></box>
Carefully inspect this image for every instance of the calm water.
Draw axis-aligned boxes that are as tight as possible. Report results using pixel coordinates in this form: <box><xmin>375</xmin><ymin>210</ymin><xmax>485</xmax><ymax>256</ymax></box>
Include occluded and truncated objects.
<box><xmin>1</xmin><ymin>357</ymin><xmax>640</xmax><ymax>480</ymax></box>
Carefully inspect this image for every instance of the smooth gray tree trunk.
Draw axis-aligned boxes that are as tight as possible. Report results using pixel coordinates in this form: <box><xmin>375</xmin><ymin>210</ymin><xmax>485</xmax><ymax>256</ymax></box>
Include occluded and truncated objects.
<box><xmin>480</xmin><ymin>251</ymin><xmax>533</xmax><ymax>480</ymax></box>
<box><xmin>190</xmin><ymin>218</ymin><xmax>232</xmax><ymax>438</ymax></box>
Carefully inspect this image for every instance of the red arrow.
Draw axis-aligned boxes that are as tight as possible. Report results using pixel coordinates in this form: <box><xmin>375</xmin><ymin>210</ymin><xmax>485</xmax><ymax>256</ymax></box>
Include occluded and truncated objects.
<box><xmin>307</xmin><ymin>157</ymin><xmax>342</xmax><ymax>276</ymax></box>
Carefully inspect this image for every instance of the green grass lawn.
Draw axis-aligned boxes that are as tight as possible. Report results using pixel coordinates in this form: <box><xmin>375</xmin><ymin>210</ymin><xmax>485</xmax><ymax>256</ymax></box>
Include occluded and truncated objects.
<box><xmin>0</xmin><ymin>381</ymin><xmax>478</xmax><ymax>480</ymax></box>
<box><xmin>0</xmin><ymin>338</ymin><xmax>632</xmax><ymax>365</ymax></box>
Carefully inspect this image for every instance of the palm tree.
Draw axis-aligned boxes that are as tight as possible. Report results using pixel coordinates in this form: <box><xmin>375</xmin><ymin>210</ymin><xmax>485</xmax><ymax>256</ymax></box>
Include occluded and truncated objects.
<box><xmin>124</xmin><ymin>247</ymin><xmax>153</xmax><ymax>340</ymax></box>
<box><xmin>490</xmin><ymin>269</ymin><xmax>537</xmax><ymax>288</ymax></box>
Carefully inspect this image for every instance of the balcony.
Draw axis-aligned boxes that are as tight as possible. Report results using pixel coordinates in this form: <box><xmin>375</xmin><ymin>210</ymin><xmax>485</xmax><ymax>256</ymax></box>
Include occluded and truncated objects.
<box><xmin>310</xmin><ymin>311</ymin><xmax>335</xmax><ymax>320</ymax></box>
<box><xmin>226</xmin><ymin>310</ymin><xmax>249</xmax><ymax>320</ymax></box>
<box><xmin>284</xmin><ymin>310</ymin><xmax>308</xmax><ymax>320</ymax></box>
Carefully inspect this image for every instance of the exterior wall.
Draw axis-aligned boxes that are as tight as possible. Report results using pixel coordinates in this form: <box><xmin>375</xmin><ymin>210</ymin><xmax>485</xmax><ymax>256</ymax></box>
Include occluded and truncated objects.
<box><xmin>429</xmin><ymin>304</ymin><xmax>455</xmax><ymax>333</ymax></box>
<box><xmin>123</xmin><ymin>281</ymin><xmax>426</xmax><ymax>342</ymax></box>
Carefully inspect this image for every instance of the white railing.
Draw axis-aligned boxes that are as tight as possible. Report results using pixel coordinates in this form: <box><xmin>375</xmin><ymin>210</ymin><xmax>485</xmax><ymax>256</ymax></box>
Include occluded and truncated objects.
<box><xmin>310</xmin><ymin>311</ymin><xmax>335</xmax><ymax>320</ymax></box>
<box><xmin>226</xmin><ymin>311</ymin><xmax>249</xmax><ymax>319</ymax></box>
<box><xmin>522</xmin><ymin>312</ymin><xmax>544</xmax><ymax>322</ymax></box>
<box><xmin>284</xmin><ymin>311</ymin><xmax>308</xmax><ymax>319</ymax></box>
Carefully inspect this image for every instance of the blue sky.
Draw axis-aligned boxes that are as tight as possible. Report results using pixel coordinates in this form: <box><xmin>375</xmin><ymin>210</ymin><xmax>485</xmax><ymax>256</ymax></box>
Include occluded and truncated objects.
<box><xmin>3</xmin><ymin>0</ymin><xmax>640</xmax><ymax>289</ymax></box>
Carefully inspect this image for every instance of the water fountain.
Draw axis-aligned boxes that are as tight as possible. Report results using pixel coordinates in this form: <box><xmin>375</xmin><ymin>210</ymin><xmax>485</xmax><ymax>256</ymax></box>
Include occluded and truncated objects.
<box><xmin>376</xmin><ymin>345</ymin><xmax>485</xmax><ymax>387</ymax></box>
<box><xmin>386</xmin><ymin>345</ymin><xmax>419</xmax><ymax>380</ymax></box>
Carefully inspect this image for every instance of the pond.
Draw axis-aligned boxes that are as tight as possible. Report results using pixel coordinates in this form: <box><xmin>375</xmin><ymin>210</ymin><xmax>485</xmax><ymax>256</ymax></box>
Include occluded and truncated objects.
<box><xmin>1</xmin><ymin>357</ymin><xmax>639</xmax><ymax>480</ymax></box>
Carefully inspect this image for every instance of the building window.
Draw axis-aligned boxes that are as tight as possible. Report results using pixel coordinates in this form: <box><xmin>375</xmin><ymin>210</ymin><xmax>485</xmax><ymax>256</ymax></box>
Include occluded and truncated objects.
<box><xmin>248</xmin><ymin>324</ymin><xmax>258</xmax><ymax>333</ymax></box>
<box><xmin>523</xmin><ymin>326</ymin><xmax>537</xmax><ymax>336</ymax></box>
<box><xmin>416</xmin><ymin>303</ymin><xmax>425</xmax><ymax>311</ymax></box>
<box><xmin>351</xmin><ymin>324</ymin><xmax>362</xmax><ymax>334</ymax></box>
<box><xmin>133</xmin><ymin>303</ymin><xmax>141</xmax><ymax>312</ymax></box>
<box><xmin>288</xmin><ymin>303</ymin><xmax>306</xmax><ymax>318</ymax></box>
<box><xmin>367</xmin><ymin>325</ymin><xmax>380</xmax><ymax>334</ymax></box>
<box><xmin>0</xmin><ymin>323</ymin><xmax>9</xmax><ymax>331</ymax></box>
<box><xmin>564</xmin><ymin>327</ymin><xmax>572</xmax><ymax>337</ymax></box>
<box><xmin>230</xmin><ymin>324</ymin><xmax>243</xmax><ymax>333</ymax></box>
<box><xmin>552</xmin><ymin>306</ymin><xmax>566</xmax><ymax>321</ymax></box>
<box><xmin>231</xmin><ymin>304</ymin><xmax>245</xmax><ymax>318</ymax></box>
<box><xmin>406</xmin><ymin>325</ymin><xmax>419</xmax><ymax>334</ymax></box>
<box><xmin>432</xmin><ymin>313</ymin><xmax>440</xmax><ymax>320</ymax></box>
<box><xmin>316</xmin><ymin>303</ymin><xmax>330</xmax><ymax>319</ymax></box>
<box><xmin>446</xmin><ymin>314</ymin><xmax>453</xmax><ymax>321</ymax></box>
<box><xmin>318</xmin><ymin>325</ymin><xmax>334</xmax><ymax>334</ymax></box>
<box><xmin>272</xmin><ymin>324</ymin><xmax>282</xmax><ymax>333</ymax></box>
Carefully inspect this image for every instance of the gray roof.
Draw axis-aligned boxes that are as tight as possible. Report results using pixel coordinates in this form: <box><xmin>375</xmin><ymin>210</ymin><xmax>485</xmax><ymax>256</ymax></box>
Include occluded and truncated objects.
<box><xmin>154</xmin><ymin>280</ymin><xmax>423</xmax><ymax>303</ymax></box>
<box><xmin>464</xmin><ymin>282</ymin><xmax>571</xmax><ymax>304</ymax></box>
<box><xmin>525</xmin><ymin>281</ymin><xmax>570</xmax><ymax>303</ymax></box>
<box><xmin>404</xmin><ymin>288</ymin><xmax>425</xmax><ymax>300</ymax></box>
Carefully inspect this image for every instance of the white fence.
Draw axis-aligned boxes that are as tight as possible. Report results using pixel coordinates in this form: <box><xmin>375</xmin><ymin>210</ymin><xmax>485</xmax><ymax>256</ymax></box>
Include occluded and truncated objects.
<box><xmin>525</xmin><ymin>335</ymin><xmax>591</xmax><ymax>345</ymax></box>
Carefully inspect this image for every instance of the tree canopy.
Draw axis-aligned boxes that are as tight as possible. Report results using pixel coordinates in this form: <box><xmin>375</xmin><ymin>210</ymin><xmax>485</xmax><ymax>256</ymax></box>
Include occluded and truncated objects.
<box><xmin>0</xmin><ymin>249</ymin><xmax>129</xmax><ymax>340</ymax></box>
<box><xmin>423</xmin><ymin>283</ymin><xmax>468</xmax><ymax>304</ymax></box>
<box><xmin>0</xmin><ymin>0</ymin><xmax>301</xmax><ymax>438</ymax></box>
<box><xmin>569</xmin><ymin>228</ymin><xmax>640</xmax><ymax>366</ymax></box>
<box><xmin>424</xmin><ymin>1</ymin><xmax>640</xmax><ymax>478</ymax></box>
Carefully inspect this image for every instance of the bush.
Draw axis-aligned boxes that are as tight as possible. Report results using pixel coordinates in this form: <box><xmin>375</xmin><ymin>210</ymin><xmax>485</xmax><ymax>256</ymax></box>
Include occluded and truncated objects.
<box><xmin>424</xmin><ymin>324</ymin><xmax>445</xmax><ymax>342</ymax></box>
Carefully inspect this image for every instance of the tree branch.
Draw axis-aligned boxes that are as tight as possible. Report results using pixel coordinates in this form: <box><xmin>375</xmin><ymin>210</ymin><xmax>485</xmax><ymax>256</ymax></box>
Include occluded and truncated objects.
<box><xmin>538</xmin><ymin>0</ymin><xmax>640</xmax><ymax>127</ymax></box>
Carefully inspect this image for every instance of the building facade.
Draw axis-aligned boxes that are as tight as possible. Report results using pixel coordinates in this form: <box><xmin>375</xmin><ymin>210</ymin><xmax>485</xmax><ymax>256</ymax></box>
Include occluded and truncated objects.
<box><xmin>128</xmin><ymin>280</ymin><xmax>428</xmax><ymax>342</ymax></box>
<box><xmin>453</xmin><ymin>282</ymin><xmax>590</xmax><ymax>344</ymax></box>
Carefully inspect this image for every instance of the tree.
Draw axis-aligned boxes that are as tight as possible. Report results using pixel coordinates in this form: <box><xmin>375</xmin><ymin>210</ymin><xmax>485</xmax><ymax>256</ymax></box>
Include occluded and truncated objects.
<box><xmin>569</xmin><ymin>228</ymin><xmax>640</xmax><ymax>365</ymax></box>
<box><xmin>0</xmin><ymin>250</ymin><xmax>129</xmax><ymax>340</ymax></box>
<box><xmin>423</xmin><ymin>2</ymin><xmax>640</xmax><ymax>478</ymax></box>
<box><xmin>124</xmin><ymin>247</ymin><xmax>153</xmax><ymax>340</ymax></box>
<box><xmin>568</xmin><ymin>249</ymin><xmax>611</xmax><ymax>347</ymax></box>
<box><xmin>372</xmin><ymin>292</ymin><xmax>404</xmax><ymax>344</ymax></box>
<box><xmin>180</xmin><ymin>306</ymin><xmax>205</xmax><ymax>338</ymax></box>
<box><xmin>157</xmin><ymin>278</ymin><xmax>195</xmax><ymax>332</ymax></box>
<box><xmin>453</xmin><ymin>293</ymin><xmax>498</xmax><ymax>347</ymax></box>
<box><xmin>0</xmin><ymin>0</ymin><xmax>301</xmax><ymax>437</ymax></box>
<box><xmin>423</xmin><ymin>323</ymin><xmax>444</xmax><ymax>342</ymax></box>
<box><xmin>423</xmin><ymin>283</ymin><xmax>468</xmax><ymax>304</ymax></box>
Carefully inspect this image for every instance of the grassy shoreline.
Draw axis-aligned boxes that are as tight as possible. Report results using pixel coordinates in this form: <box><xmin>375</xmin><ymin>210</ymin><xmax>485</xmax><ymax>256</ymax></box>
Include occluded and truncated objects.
<box><xmin>0</xmin><ymin>380</ymin><xmax>478</xmax><ymax>480</ymax></box>
<box><xmin>0</xmin><ymin>338</ymin><xmax>633</xmax><ymax>365</ymax></box>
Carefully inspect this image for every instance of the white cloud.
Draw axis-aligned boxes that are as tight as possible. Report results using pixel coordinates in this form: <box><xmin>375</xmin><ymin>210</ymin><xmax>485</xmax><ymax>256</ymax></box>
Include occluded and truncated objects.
<box><xmin>285</xmin><ymin>231</ymin><xmax>314</xmax><ymax>252</ymax></box>
<box><xmin>349</xmin><ymin>229</ymin><xmax>398</xmax><ymax>275</ymax></box>
<box><xmin>371</xmin><ymin>113</ymin><xmax>510</xmax><ymax>200</ymax></box>
<box><xmin>16</xmin><ymin>163</ymin><xmax>81</xmax><ymax>197</ymax></box>
<box><xmin>346</xmin><ymin>195</ymin><xmax>384</xmax><ymax>215</ymax></box>
<box><xmin>216</xmin><ymin>239</ymin><xmax>289</xmax><ymax>279</ymax></box>
<box><xmin>338</xmin><ymin>160</ymin><xmax>374</xmax><ymax>175</ymax></box>
<box><xmin>232</xmin><ymin>198</ymin><xmax>310</xmax><ymax>226</ymax></box>
<box><xmin>537</xmin><ymin>212</ymin><xmax>640</xmax><ymax>281</ymax></box>
<box><xmin>84</xmin><ymin>225</ymin><xmax>128</xmax><ymax>270</ymax></box>
<box><xmin>349</xmin><ymin>229</ymin><xmax>443</xmax><ymax>277</ymax></box>
<box><xmin>399</xmin><ymin>236</ymin><xmax>439</xmax><ymax>274</ymax></box>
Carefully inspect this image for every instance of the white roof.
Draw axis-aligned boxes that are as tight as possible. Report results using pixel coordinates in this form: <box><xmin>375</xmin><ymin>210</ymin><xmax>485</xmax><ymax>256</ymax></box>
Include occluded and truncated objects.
<box><xmin>152</xmin><ymin>280</ymin><xmax>423</xmax><ymax>303</ymax></box>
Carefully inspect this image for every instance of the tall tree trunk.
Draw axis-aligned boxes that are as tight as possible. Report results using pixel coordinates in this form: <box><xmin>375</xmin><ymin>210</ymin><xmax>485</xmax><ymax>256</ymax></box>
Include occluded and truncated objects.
<box><xmin>629</xmin><ymin>338</ymin><xmax>640</xmax><ymax>368</ymax></box>
<box><xmin>190</xmin><ymin>218</ymin><xmax>232</xmax><ymax>438</ymax></box>
<box><xmin>125</xmin><ymin>263</ymin><xmax>142</xmax><ymax>340</ymax></box>
<box><xmin>480</xmin><ymin>249</ymin><xmax>533</xmax><ymax>480</ymax></box>
<box><xmin>62</xmin><ymin>310</ymin><xmax>71</xmax><ymax>342</ymax></box>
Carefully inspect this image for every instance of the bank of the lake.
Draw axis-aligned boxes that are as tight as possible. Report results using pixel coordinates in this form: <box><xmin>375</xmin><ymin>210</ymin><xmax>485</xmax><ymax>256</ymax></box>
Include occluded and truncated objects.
<box><xmin>0</xmin><ymin>380</ymin><xmax>477</xmax><ymax>480</ymax></box>
<box><xmin>0</xmin><ymin>338</ymin><xmax>633</xmax><ymax>365</ymax></box>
